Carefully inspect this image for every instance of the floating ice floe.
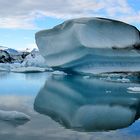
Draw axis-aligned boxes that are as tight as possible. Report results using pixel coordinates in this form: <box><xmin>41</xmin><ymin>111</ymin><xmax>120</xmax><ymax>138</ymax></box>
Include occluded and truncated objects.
<box><xmin>11</xmin><ymin>66</ymin><xmax>47</xmax><ymax>73</ymax></box>
<box><xmin>52</xmin><ymin>70</ymin><xmax>67</xmax><ymax>75</ymax></box>
<box><xmin>0</xmin><ymin>110</ymin><xmax>30</xmax><ymax>126</ymax></box>
<box><xmin>83</xmin><ymin>75</ymin><xmax>90</xmax><ymax>79</ymax></box>
<box><xmin>116</xmin><ymin>78</ymin><xmax>130</xmax><ymax>83</ymax></box>
<box><xmin>128</xmin><ymin>87</ymin><xmax>140</xmax><ymax>93</ymax></box>
<box><xmin>0</xmin><ymin>63</ymin><xmax>10</xmax><ymax>71</ymax></box>
<box><xmin>35</xmin><ymin>17</ymin><xmax>140</xmax><ymax>74</ymax></box>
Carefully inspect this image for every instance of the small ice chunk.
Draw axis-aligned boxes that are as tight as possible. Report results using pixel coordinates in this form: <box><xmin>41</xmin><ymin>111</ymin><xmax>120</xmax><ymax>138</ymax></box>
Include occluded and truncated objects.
<box><xmin>117</xmin><ymin>78</ymin><xmax>130</xmax><ymax>83</ymax></box>
<box><xmin>128</xmin><ymin>87</ymin><xmax>140</xmax><ymax>93</ymax></box>
<box><xmin>11</xmin><ymin>66</ymin><xmax>46</xmax><ymax>73</ymax></box>
<box><xmin>0</xmin><ymin>110</ymin><xmax>30</xmax><ymax>125</ymax></box>
<box><xmin>83</xmin><ymin>76</ymin><xmax>90</xmax><ymax>79</ymax></box>
<box><xmin>52</xmin><ymin>70</ymin><xmax>67</xmax><ymax>75</ymax></box>
<box><xmin>106</xmin><ymin>90</ymin><xmax>112</xmax><ymax>93</ymax></box>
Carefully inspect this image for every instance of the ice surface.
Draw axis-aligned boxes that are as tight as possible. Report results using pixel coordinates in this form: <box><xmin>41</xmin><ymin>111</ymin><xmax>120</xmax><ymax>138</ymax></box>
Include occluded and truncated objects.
<box><xmin>11</xmin><ymin>66</ymin><xmax>46</xmax><ymax>73</ymax></box>
<box><xmin>34</xmin><ymin>75</ymin><xmax>140</xmax><ymax>131</ymax></box>
<box><xmin>35</xmin><ymin>17</ymin><xmax>140</xmax><ymax>74</ymax></box>
<box><xmin>0</xmin><ymin>63</ymin><xmax>10</xmax><ymax>71</ymax></box>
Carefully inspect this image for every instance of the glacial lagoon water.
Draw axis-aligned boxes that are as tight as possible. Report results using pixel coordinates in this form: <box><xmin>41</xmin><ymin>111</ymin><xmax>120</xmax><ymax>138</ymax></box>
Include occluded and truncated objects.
<box><xmin>0</xmin><ymin>72</ymin><xmax>140</xmax><ymax>140</ymax></box>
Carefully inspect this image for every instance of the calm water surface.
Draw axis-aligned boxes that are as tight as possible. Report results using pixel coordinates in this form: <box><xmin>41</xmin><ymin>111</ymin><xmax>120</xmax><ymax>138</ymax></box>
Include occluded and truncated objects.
<box><xmin>0</xmin><ymin>72</ymin><xmax>140</xmax><ymax>140</ymax></box>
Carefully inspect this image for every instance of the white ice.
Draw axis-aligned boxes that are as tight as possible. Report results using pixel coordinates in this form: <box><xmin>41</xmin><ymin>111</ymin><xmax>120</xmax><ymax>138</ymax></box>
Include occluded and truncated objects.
<box><xmin>128</xmin><ymin>87</ymin><xmax>140</xmax><ymax>93</ymax></box>
<box><xmin>0</xmin><ymin>110</ymin><xmax>30</xmax><ymax>121</ymax></box>
<box><xmin>35</xmin><ymin>17</ymin><xmax>140</xmax><ymax>74</ymax></box>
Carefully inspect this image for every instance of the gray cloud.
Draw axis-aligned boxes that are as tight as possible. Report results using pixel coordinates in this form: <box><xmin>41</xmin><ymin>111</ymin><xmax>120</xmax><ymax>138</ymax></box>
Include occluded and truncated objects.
<box><xmin>0</xmin><ymin>0</ymin><xmax>139</xmax><ymax>29</ymax></box>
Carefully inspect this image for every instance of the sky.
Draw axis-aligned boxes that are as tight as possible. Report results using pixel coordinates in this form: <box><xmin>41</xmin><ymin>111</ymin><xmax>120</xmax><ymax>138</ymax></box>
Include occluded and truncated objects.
<box><xmin>0</xmin><ymin>0</ymin><xmax>140</xmax><ymax>50</ymax></box>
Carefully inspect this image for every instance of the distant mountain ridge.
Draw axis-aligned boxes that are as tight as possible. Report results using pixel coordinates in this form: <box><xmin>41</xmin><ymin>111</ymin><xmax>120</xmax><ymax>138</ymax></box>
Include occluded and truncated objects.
<box><xmin>0</xmin><ymin>47</ymin><xmax>50</xmax><ymax>72</ymax></box>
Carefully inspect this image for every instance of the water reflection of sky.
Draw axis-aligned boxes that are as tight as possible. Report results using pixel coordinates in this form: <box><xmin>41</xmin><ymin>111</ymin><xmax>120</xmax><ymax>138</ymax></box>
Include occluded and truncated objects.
<box><xmin>0</xmin><ymin>72</ymin><xmax>140</xmax><ymax>140</ymax></box>
<box><xmin>0</xmin><ymin>72</ymin><xmax>51</xmax><ymax>96</ymax></box>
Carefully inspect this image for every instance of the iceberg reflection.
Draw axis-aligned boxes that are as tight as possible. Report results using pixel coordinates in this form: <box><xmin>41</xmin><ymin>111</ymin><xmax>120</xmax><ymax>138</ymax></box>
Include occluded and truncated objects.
<box><xmin>34</xmin><ymin>75</ymin><xmax>140</xmax><ymax>131</ymax></box>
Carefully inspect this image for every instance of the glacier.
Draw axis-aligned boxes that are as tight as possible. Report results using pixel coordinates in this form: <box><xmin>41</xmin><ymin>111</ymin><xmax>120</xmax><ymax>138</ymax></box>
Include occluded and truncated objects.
<box><xmin>35</xmin><ymin>17</ymin><xmax>140</xmax><ymax>74</ymax></box>
<box><xmin>34</xmin><ymin>75</ymin><xmax>140</xmax><ymax>131</ymax></box>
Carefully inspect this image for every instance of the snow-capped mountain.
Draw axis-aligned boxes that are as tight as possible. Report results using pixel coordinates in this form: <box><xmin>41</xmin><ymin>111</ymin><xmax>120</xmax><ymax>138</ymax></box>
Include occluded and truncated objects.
<box><xmin>0</xmin><ymin>48</ymin><xmax>51</xmax><ymax>72</ymax></box>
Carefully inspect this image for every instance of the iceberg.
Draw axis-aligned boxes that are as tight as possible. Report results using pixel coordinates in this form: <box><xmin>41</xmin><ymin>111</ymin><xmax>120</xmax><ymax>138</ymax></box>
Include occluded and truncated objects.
<box><xmin>0</xmin><ymin>110</ymin><xmax>30</xmax><ymax>126</ymax></box>
<box><xmin>10</xmin><ymin>49</ymin><xmax>51</xmax><ymax>73</ymax></box>
<box><xmin>51</xmin><ymin>70</ymin><xmax>67</xmax><ymax>75</ymax></box>
<box><xmin>34</xmin><ymin>75</ymin><xmax>140</xmax><ymax>131</ymax></box>
<box><xmin>35</xmin><ymin>17</ymin><xmax>140</xmax><ymax>74</ymax></box>
<box><xmin>21</xmin><ymin>49</ymin><xmax>48</xmax><ymax>68</ymax></box>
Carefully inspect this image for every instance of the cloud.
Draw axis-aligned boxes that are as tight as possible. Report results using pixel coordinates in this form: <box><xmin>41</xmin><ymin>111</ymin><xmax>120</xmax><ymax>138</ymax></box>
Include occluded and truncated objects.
<box><xmin>0</xmin><ymin>17</ymin><xmax>35</xmax><ymax>29</ymax></box>
<box><xmin>0</xmin><ymin>0</ymin><xmax>139</xmax><ymax>29</ymax></box>
<box><xmin>26</xmin><ymin>43</ymin><xmax>38</xmax><ymax>49</ymax></box>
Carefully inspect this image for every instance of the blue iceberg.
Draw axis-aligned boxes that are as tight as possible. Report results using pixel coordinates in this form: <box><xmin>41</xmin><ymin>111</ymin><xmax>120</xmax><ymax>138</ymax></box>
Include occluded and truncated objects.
<box><xmin>35</xmin><ymin>17</ymin><xmax>140</xmax><ymax>74</ymax></box>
